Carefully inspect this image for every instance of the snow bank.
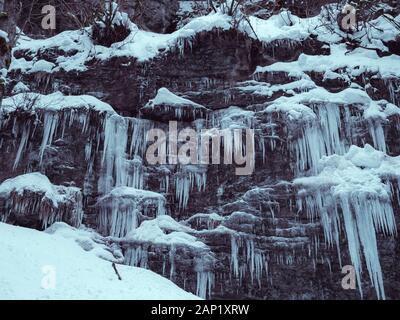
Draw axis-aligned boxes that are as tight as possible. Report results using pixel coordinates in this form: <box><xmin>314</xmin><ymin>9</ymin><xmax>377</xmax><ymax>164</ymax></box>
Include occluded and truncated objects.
<box><xmin>0</xmin><ymin>222</ymin><xmax>199</xmax><ymax>300</ymax></box>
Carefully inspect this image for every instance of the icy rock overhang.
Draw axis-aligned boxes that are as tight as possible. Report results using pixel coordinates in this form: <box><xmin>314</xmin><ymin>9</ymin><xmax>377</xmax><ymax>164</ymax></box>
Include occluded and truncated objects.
<box><xmin>140</xmin><ymin>88</ymin><xmax>209</xmax><ymax>122</ymax></box>
<box><xmin>258</xmin><ymin>86</ymin><xmax>400</xmax><ymax>174</ymax></box>
<box><xmin>96</xmin><ymin>186</ymin><xmax>167</xmax><ymax>238</ymax></box>
<box><xmin>114</xmin><ymin>215</ymin><xmax>215</xmax><ymax>299</ymax></box>
<box><xmin>0</xmin><ymin>172</ymin><xmax>83</xmax><ymax>229</ymax></box>
<box><xmin>294</xmin><ymin>144</ymin><xmax>400</xmax><ymax>299</ymax></box>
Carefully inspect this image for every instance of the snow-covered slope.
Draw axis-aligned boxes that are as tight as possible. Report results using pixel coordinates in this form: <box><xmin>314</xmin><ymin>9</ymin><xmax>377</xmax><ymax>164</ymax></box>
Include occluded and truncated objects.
<box><xmin>0</xmin><ymin>223</ymin><xmax>200</xmax><ymax>300</ymax></box>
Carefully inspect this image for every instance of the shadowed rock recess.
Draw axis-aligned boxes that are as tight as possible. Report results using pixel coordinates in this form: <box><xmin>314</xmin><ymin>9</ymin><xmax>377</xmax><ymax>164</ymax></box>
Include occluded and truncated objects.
<box><xmin>0</xmin><ymin>1</ymin><xmax>400</xmax><ymax>300</ymax></box>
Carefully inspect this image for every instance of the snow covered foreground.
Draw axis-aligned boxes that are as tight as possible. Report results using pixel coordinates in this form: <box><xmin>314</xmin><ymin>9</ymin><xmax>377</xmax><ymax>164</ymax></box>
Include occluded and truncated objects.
<box><xmin>0</xmin><ymin>223</ymin><xmax>200</xmax><ymax>300</ymax></box>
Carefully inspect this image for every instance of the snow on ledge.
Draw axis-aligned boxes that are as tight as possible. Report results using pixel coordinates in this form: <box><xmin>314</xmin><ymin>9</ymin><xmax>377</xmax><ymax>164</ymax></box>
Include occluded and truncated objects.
<box><xmin>123</xmin><ymin>215</ymin><xmax>208</xmax><ymax>250</ymax></box>
<box><xmin>145</xmin><ymin>87</ymin><xmax>206</xmax><ymax>109</ymax></box>
<box><xmin>98</xmin><ymin>186</ymin><xmax>165</xmax><ymax>202</ymax></box>
<box><xmin>294</xmin><ymin>144</ymin><xmax>400</xmax><ymax>196</ymax></box>
<box><xmin>1</xmin><ymin>92</ymin><xmax>116</xmax><ymax>114</ymax></box>
<box><xmin>0</xmin><ymin>172</ymin><xmax>81</xmax><ymax>207</ymax></box>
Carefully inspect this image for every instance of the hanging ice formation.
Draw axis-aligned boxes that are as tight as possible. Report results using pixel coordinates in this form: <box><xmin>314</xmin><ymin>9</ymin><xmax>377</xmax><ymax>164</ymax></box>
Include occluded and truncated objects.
<box><xmin>99</xmin><ymin>114</ymin><xmax>152</xmax><ymax>194</ymax></box>
<box><xmin>230</xmin><ymin>235</ymin><xmax>267</xmax><ymax>288</ymax></box>
<box><xmin>10</xmin><ymin>108</ymin><xmax>103</xmax><ymax>170</ymax></box>
<box><xmin>97</xmin><ymin>187</ymin><xmax>166</xmax><ymax>237</ymax></box>
<box><xmin>291</xmin><ymin>104</ymin><xmax>348</xmax><ymax>174</ymax></box>
<box><xmin>196</xmin><ymin>271</ymin><xmax>215</xmax><ymax>299</ymax></box>
<box><xmin>175</xmin><ymin>166</ymin><xmax>208</xmax><ymax>210</ymax></box>
<box><xmin>0</xmin><ymin>173</ymin><xmax>84</xmax><ymax>229</ymax></box>
<box><xmin>295</xmin><ymin>145</ymin><xmax>400</xmax><ymax>299</ymax></box>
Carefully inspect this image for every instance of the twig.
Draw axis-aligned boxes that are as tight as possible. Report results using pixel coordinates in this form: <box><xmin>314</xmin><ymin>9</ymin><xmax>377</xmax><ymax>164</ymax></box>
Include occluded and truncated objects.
<box><xmin>112</xmin><ymin>262</ymin><xmax>122</xmax><ymax>280</ymax></box>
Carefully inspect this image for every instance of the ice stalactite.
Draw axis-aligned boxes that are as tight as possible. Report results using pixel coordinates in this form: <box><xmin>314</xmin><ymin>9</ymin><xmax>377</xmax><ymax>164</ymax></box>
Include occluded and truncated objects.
<box><xmin>97</xmin><ymin>187</ymin><xmax>166</xmax><ymax>237</ymax></box>
<box><xmin>296</xmin><ymin>189</ymin><xmax>397</xmax><ymax>299</ymax></box>
<box><xmin>196</xmin><ymin>271</ymin><xmax>215</xmax><ymax>299</ymax></box>
<box><xmin>39</xmin><ymin>112</ymin><xmax>59</xmax><ymax>163</ymax></box>
<box><xmin>124</xmin><ymin>245</ymin><xmax>149</xmax><ymax>268</ymax></box>
<box><xmin>368</xmin><ymin>120</ymin><xmax>387</xmax><ymax>153</ymax></box>
<box><xmin>13</xmin><ymin>125</ymin><xmax>31</xmax><ymax>170</ymax></box>
<box><xmin>385</xmin><ymin>78</ymin><xmax>399</xmax><ymax>106</ymax></box>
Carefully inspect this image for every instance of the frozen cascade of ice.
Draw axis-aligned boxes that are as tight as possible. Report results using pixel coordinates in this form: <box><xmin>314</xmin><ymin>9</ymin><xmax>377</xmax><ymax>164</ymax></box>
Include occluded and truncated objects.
<box><xmin>292</xmin><ymin>104</ymin><xmax>349</xmax><ymax>174</ymax></box>
<box><xmin>296</xmin><ymin>189</ymin><xmax>397</xmax><ymax>299</ymax></box>
<box><xmin>100</xmin><ymin>115</ymin><xmax>129</xmax><ymax>193</ymax></box>
<box><xmin>100</xmin><ymin>115</ymin><xmax>151</xmax><ymax>194</ymax></box>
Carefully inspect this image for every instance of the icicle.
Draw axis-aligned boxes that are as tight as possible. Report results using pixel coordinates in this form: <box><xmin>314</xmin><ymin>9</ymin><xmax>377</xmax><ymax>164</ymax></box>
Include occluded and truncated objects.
<box><xmin>196</xmin><ymin>272</ymin><xmax>214</xmax><ymax>299</ymax></box>
<box><xmin>13</xmin><ymin>125</ymin><xmax>31</xmax><ymax>170</ymax></box>
<box><xmin>39</xmin><ymin>112</ymin><xmax>59</xmax><ymax>163</ymax></box>
<box><xmin>230</xmin><ymin>235</ymin><xmax>239</xmax><ymax>278</ymax></box>
<box><xmin>368</xmin><ymin>120</ymin><xmax>387</xmax><ymax>153</ymax></box>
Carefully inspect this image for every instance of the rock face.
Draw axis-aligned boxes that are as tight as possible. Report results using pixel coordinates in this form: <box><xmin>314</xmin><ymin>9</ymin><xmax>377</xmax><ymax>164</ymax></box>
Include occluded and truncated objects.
<box><xmin>123</xmin><ymin>0</ymin><xmax>179</xmax><ymax>33</ymax></box>
<box><xmin>1</xmin><ymin>3</ymin><xmax>400</xmax><ymax>300</ymax></box>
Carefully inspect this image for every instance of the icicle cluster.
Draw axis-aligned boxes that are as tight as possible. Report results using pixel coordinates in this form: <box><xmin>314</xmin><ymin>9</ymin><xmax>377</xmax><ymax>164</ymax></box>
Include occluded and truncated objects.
<box><xmin>0</xmin><ymin>173</ymin><xmax>84</xmax><ymax>229</ymax></box>
<box><xmin>296</xmin><ymin>188</ymin><xmax>397</xmax><ymax>299</ymax></box>
<box><xmin>230</xmin><ymin>235</ymin><xmax>268</xmax><ymax>288</ymax></box>
<box><xmin>175</xmin><ymin>166</ymin><xmax>207</xmax><ymax>210</ymax></box>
